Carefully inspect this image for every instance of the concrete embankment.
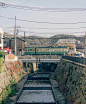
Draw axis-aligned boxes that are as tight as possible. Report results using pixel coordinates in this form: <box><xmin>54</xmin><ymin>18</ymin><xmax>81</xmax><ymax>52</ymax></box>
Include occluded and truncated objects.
<box><xmin>54</xmin><ymin>59</ymin><xmax>86</xmax><ymax>104</ymax></box>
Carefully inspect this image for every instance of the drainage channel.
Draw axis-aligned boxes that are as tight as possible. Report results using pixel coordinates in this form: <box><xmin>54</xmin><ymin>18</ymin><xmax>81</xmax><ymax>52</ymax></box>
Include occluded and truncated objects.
<box><xmin>16</xmin><ymin>73</ymin><xmax>56</xmax><ymax>104</ymax></box>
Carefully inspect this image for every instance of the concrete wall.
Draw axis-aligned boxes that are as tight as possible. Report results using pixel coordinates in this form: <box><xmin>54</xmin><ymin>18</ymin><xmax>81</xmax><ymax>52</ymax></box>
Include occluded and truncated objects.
<box><xmin>54</xmin><ymin>59</ymin><xmax>86</xmax><ymax>104</ymax></box>
<box><xmin>62</xmin><ymin>56</ymin><xmax>86</xmax><ymax>65</ymax></box>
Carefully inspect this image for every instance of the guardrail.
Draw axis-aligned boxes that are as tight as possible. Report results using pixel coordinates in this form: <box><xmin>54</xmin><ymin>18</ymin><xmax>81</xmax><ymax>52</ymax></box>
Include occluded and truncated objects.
<box><xmin>18</xmin><ymin>55</ymin><xmax>62</xmax><ymax>59</ymax></box>
<box><xmin>62</xmin><ymin>56</ymin><xmax>86</xmax><ymax>65</ymax></box>
<box><xmin>21</xmin><ymin>59</ymin><xmax>60</xmax><ymax>63</ymax></box>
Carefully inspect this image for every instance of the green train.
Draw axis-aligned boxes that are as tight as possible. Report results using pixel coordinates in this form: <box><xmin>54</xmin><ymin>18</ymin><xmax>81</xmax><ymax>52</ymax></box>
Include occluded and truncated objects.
<box><xmin>25</xmin><ymin>47</ymin><xmax>68</xmax><ymax>55</ymax></box>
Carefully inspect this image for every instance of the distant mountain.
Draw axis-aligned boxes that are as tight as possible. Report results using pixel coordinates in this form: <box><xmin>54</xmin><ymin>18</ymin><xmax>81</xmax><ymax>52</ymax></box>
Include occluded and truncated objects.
<box><xmin>3</xmin><ymin>33</ymin><xmax>85</xmax><ymax>47</ymax></box>
<box><xmin>4</xmin><ymin>32</ymin><xmax>14</xmax><ymax>37</ymax></box>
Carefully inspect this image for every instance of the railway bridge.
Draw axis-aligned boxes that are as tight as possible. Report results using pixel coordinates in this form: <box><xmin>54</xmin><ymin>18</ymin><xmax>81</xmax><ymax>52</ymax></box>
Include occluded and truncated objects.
<box><xmin>18</xmin><ymin>55</ymin><xmax>61</xmax><ymax>72</ymax></box>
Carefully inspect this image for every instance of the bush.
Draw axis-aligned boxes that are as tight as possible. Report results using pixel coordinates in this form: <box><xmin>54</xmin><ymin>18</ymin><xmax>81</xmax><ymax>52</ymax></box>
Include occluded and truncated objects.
<box><xmin>0</xmin><ymin>50</ymin><xmax>4</xmax><ymax>58</ymax></box>
<box><xmin>37</xmin><ymin>68</ymin><xmax>43</xmax><ymax>72</ymax></box>
<box><xmin>0</xmin><ymin>80</ymin><xmax>19</xmax><ymax>103</ymax></box>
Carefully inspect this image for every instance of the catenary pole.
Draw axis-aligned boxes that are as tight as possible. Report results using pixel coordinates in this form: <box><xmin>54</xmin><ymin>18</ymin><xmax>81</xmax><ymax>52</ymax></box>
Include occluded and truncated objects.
<box><xmin>14</xmin><ymin>16</ymin><xmax>16</xmax><ymax>56</ymax></box>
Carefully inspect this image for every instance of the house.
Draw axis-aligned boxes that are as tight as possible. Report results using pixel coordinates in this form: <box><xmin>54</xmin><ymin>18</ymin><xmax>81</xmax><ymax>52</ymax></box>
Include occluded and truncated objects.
<box><xmin>10</xmin><ymin>37</ymin><xmax>25</xmax><ymax>55</ymax></box>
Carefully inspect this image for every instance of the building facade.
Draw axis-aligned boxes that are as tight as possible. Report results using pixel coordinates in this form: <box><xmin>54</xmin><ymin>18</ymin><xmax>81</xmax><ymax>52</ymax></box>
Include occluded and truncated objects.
<box><xmin>55</xmin><ymin>39</ymin><xmax>76</xmax><ymax>54</ymax></box>
<box><xmin>0</xmin><ymin>28</ymin><xmax>4</xmax><ymax>49</ymax></box>
<box><xmin>10</xmin><ymin>37</ymin><xmax>25</xmax><ymax>55</ymax></box>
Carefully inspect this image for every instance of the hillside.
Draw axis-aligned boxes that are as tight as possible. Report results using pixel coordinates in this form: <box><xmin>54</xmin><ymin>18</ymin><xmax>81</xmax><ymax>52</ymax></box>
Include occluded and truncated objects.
<box><xmin>23</xmin><ymin>34</ymin><xmax>85</xmax><ymax>47</ymax></box>
<box><xmin>3</xmin><ymin>33</ymin><xmax>85</xmax><ymax>47</ymax></box>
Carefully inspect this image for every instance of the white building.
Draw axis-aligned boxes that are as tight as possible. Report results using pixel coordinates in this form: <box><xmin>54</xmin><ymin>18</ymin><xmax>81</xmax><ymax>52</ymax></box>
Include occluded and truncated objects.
<box><xmin>55</xmin><ymin>39</ymin><xmax>76</xmax><ymax>54</ymax></box>
<box><xmin>0</xmin><ymin>28</ymin><xmax>4</xmax><ymax>49</ymax></box>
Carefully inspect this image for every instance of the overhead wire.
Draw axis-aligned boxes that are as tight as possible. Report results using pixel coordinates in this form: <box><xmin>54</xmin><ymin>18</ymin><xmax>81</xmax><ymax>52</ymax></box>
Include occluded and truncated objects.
<box><xmin>2</xmin><ymin>26</ymin><xmax>86</xmax><ymax>30</ymax></box>
<box><xmin>1</xmin><ymin>2</ymin><xmax>86</xmax><ymax>12</ymax></box>
<box><xmin>0</xmin><ymin>2</ymin><xmax>86</xmax><ymax>36</ymax></box>
<box><xmin>1</xmin><ymin>15</ymin><xmax>86</xmax><ymax>25</ymax></box>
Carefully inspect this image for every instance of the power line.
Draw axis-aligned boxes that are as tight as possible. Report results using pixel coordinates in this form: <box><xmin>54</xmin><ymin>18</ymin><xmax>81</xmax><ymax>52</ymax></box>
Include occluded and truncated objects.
<box><xmin>3</xmin><ymin>29</ymin><xmax>85</xmax><ymax>35</ymax></box>
<box><xmin>1</xmin><ymin>26</ymin><xmax>86</xmax><ymax>29</ymax></box>
<box><xmin>1</xmin><ymin>15</ymin><xmax>86</xmax><ymax>25</ymax></box>
<box><xmin>2</xmin><ymin>26</ymin><xmax>86</xmax><ymax>30</ymax></box>
<box><xmin>19</xmin><ymin>30</ymin><xmax>86</xmax><ymax>35</ymax></box>
<box><xmin>1</xmin><ymin>2</ymin><xmax>86</xmax><ymax>12</ymax></box>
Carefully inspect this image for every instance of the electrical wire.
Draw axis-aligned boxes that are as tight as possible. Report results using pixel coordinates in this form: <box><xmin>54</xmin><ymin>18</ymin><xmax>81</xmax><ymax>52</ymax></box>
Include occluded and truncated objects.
<box><xmin>1</xmin><ymin>2</ymin><xmax>86</xmax><ymax>12</ymax></box>
<box><xmin>1</xmin><ymin>15</ymin><xmax>86</xmax><ymax>25</ymax></box>
<box><xmin>19</xmin><ymin>29</ymin><xmax>86</xmax><ymax>35</ymax></box>
<box><xmin>2</xmin><ymin>26</ymin><xmax>86</xmax><ymax>30</ymax></box>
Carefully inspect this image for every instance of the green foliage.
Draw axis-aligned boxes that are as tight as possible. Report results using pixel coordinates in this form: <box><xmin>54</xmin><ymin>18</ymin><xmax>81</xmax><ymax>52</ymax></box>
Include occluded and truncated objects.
<box><xmin>62</xmin><ymin>61</ymin><xmax>67</xmax><ymax>65</ymax></box>
<box><xmin>15</xmin><ymin>64</ymin><xmax>17</xmax><ymax>69</ymax></box>
<box><xmin>0</xmin><ymin>58</ymin><xmax>4</xmax><ymax>63</ymax></box>
<box><xmin>0</xmin><ymin>51</ymin><xmax>4</xmax><ymax>58</ymax></box>
<box><xmin>37</xmin><ymin>68</ymin><xmax>43</xmax><ymax>72</ymax></box>
<box><xmin>0</xmin><ymin>80</ymin><xmax>19</xmax><ymax>104</ymax></box>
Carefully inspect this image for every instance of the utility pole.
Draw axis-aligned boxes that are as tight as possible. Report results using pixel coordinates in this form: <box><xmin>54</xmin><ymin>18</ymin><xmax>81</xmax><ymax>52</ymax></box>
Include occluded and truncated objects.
<box><xmin>24</xmin><ymin>31</ymin><xmax>25</xmax><ymax>40</ymax></box>
<box><xmin>17</xmin><ymin>27</ymin><xmax>18</xmax><ymax>37</ymax></box>
<box><xmin>24</xmin><ymin>31</ymin><xmax>26</xmax><ymax>53</ymax></box>
<box><xmin>14</xmin><ymin>16</ymin><xmax>16</xmax><ymax>56</ymax></box>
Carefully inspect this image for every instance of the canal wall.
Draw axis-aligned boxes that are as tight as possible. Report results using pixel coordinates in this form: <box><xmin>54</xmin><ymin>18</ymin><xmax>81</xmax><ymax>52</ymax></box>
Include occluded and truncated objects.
<box><xmin>54</xmin><ymin>59</ymin><xmax>86</xmax><ymax>104</ymax></box>
<box><xmin>0</xmin><ymin>60</ymin><xmax>26</xmax><ymax>103</ymax></box>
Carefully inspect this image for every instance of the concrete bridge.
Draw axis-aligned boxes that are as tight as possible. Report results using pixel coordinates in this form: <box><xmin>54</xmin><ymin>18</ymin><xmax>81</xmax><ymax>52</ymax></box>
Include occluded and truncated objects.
<box><xmin>20</xmin><ymin>58</ymin><xmax>60</xmax><ymax>63</ymax></box>
<box><xmin>18</xmin><ymin>55</ymin><xmax>61</xmax><ymax>72</ymax></box>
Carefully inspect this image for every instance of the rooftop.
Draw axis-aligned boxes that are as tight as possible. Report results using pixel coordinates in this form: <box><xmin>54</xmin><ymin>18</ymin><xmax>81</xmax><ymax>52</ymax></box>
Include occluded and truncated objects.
<box><xmin>57</xmin><ymin>39</ymin><xmax>76</xmax><ymax>43</ymax></box>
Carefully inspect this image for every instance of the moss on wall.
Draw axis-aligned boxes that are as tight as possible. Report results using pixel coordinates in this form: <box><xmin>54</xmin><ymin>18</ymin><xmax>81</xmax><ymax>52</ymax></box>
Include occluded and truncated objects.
<box><xmin>54</xmin><ymin>60</ymin><xmax>86</xmax><ymax>104</ymax></box>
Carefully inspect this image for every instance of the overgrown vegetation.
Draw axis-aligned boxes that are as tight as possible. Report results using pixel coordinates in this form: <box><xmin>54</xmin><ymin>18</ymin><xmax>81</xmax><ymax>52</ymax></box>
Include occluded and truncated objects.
<box><xmin>0</xmin><ymin>51</ymin><xmax>4</xmax><ymax>58</ymax></box>
<box><xmin>0</xmin><ymin>80</ymin><xmax>18</xmax><ymax>104</ymax></box>
<box><xmin>37</xmin><ymin>68</ymin><xmax>43</xmax><ymax>72</ymax></box>
<box><xmin>0</xmin><ymin>60</ymin><xmax>24</xmax><ymax>104</ymax></box>
<box><xmin>54</xmin><ymin>60</ymin><xmax>86</xmax><ymax>104</ymax></box>
<box><xmin>0</xmin><ymin>51</ymin><xmax>4</xmax><ymax>70</ymax></box>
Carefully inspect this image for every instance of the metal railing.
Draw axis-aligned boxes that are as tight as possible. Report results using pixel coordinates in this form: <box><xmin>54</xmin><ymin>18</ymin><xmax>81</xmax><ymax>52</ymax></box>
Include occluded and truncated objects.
<box><xmin>18</xmin><ymin>55</ymin><xmax>62</xmax><ymax>59</ymax></box>
<box><xmin>62</xmin><ymin>56</ymin><xmax>86</xmax><ymax>65</ymax></box>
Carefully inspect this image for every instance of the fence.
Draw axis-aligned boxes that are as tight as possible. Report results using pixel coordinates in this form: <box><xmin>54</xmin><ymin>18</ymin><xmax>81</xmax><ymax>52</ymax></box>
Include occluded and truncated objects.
<box><xmin>62</xmin><ymin>56</ymin><xmax>86</xmax><ymax>65</ymax></box>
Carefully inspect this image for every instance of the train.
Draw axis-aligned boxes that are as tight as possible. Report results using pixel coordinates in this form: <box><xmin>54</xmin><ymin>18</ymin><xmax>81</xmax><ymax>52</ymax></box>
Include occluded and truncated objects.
<box><xmin>25</xmin><ymin>46</ymin><xmax>68</xmax><ymax>55</ymax></box>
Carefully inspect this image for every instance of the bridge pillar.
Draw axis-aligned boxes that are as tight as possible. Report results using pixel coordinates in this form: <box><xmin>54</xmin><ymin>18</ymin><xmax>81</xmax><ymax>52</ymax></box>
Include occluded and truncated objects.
<box><xmin>33</xmin><ymin>62</ymin><xmax>38</xmax><ymax>72</ymax></box>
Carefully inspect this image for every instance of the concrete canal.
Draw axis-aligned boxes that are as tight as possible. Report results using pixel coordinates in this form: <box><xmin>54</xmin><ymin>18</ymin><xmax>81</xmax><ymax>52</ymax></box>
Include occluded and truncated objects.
<box><xmin>16</xmin><ymin>73</ymin><xmax>56</xmax><ymax>104</ymax></box>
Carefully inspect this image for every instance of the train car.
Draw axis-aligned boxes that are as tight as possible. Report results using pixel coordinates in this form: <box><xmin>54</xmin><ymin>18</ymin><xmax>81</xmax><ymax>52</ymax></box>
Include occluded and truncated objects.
<box><xmin>25</xmin><ymin>47</ymin><xmax>35</xmax><ymax>55</ymax></box>
<box><xmin>25</xmin><ymin>46</ymin><xmax>68</xmax><ymax>55</ymax></box>
<box><xmin>36</xmin><ymin>47</ymin><xmax>68</xmax><ymax>55</ymax></box>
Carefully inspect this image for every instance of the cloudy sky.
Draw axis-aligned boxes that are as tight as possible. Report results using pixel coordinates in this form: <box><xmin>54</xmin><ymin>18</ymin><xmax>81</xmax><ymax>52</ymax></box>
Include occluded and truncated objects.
<box><xmin>0</xmin><ymin>0</ymin><xmax>86</xmax><ymax>37</ymax></box>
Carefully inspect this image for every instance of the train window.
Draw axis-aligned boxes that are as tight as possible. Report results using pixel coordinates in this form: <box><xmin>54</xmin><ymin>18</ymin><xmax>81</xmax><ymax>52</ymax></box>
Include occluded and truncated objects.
<box><xmin>28</xmin><ymin>49</ymin><xmax>29</xmax><ymax>51</ymax></box>
<box><xmin>33</xmin><ymin>49</ymin><xmax>34</xmax><ymax>51</ymax></box>
<box><xmin>25</xmin><ymin>49</ymin><xmax>27</xmax><ymax>51</ymax></box>
<box><xmin>55</xmin><ymin>49</ymin><xmax>57</xmax><ymax>52</ymax></box>
<box><xmin>30</xmin><ymin>49</ymin><xmax>33</xmax><ymax>51</ymax></box>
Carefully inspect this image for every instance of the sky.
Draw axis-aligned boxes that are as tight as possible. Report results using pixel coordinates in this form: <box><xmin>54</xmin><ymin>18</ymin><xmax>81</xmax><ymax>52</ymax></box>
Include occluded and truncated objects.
<box><xmin>0</xmin><ymin>0</ymin><xmax>86</xmax><ymax>37</ymax></box>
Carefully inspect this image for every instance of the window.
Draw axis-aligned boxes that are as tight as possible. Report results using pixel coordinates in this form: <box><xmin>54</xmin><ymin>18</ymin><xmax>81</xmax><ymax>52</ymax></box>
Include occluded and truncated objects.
<box><xmin>25</xmin><ymin>49</ymin><xmax>27</xmax><ymax>52</ymax></box>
